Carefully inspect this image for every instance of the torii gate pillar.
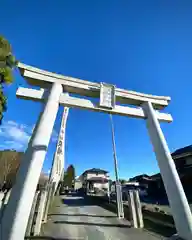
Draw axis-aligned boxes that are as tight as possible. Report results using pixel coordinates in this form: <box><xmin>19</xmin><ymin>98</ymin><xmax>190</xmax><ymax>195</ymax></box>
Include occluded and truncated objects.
<box><xmin>143</xmin><ymin>102</ymin><xmax>192</xmax><ymax>240</ymax></box>
<box><xmin>0</xmin><ymin>83</ymin><xmax>62</xmax><ymax>240</ymax></box>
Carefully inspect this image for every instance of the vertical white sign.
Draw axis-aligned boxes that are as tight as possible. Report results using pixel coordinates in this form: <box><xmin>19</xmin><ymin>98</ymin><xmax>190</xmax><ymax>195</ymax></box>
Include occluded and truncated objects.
<box><xmin>99</xmin><ymin>83</ymin><xmax>115</xmax><ymax>109</ymax></box>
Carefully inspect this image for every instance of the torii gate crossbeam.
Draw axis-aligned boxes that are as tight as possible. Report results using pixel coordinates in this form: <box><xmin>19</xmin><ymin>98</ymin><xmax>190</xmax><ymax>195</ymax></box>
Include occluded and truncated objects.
<box><xmin>0</xmin><ymin>62</ymin><xmax>192</xmax><ymax>240</ymax></box>
<box><xmin>16</xmin><ymin>87</ymin><xmax>172</xmax><ymax>122</ymax></box>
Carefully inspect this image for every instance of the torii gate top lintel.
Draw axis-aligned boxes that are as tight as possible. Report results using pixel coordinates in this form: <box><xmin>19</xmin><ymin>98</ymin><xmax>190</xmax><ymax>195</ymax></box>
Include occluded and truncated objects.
<box><xmin>17</xmin><ymin>62</ymin><xmax>170</xmax><ymax>110</ymax></box>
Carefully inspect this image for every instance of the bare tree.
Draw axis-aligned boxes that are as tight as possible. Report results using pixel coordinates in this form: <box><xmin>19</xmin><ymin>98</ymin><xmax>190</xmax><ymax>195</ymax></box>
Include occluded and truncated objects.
<box><xmin>0</xmin><ymin>150</ymin><xmax>23</xmax><ymax>189</ymax></box>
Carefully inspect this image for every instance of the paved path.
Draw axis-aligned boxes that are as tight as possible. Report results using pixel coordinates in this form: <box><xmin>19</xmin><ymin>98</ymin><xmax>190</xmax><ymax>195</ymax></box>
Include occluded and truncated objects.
<box><xmin>41</xmin><ymin>194</ymin><xmax>165</xmax><ymax>240</ymax></box>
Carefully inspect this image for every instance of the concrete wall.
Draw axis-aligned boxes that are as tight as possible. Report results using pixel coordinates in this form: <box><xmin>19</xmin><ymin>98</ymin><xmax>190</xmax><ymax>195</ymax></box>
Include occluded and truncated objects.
<box><xmin>75</xmin><ymin>181</ymin><xmax>82</xmax><ymax>190</ymax></box>
<box><xmin>93</xmin><ymin>182</ymin><xmax>108</xmax><ymax>190</ymax></box>
<box><xmin>111</xmin><ymin>185</ymin><xmax>115</xmax><ymax>192</ymax></box>
<box><xmin>185</xmin><ymin>156</ymin><xmax>192</xmax><ymax>166</ymax></box>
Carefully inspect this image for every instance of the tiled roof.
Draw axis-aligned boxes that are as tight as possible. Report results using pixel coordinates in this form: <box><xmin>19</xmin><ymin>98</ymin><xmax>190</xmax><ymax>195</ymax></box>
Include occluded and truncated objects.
<box><xmin>130</xmin><ymin>174</ymin><xmax>150</xmax><ymax>181</ymax></box>
<box><xmin>150</xmin><ymin>173</ymin><xmax>161</xmax><ymax>180</ymax></box>
<box><xmin>82</xmin><ymin>168</ymin><xmax>108</xmax><ymax>175</ymax></box>
<box><xmin>171</xmin><ymin>145</ymin><xmax>192</xmax><ymax>157</ymax></box>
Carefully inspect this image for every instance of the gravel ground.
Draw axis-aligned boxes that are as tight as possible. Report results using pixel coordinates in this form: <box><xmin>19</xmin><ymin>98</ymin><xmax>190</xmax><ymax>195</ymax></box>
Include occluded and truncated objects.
<box><xmin>40</xmin><ymin>193</ymin><xmax>165</xmax><ymax>240</ymax></box>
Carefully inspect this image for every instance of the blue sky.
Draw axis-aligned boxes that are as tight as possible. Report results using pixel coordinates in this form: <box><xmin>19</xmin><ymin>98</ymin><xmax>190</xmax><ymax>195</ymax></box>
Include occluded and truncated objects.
<box><xmin>0</xmin><ymin>1</ymin><xmax>192</xmax><ymax>179</ymax></box>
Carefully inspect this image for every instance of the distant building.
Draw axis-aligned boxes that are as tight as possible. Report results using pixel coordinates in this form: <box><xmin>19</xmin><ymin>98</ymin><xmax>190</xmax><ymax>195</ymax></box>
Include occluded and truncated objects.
<box><xmin>74</xmin><ymin>176</ymin><xmax>83</xmax><ymax>190</ymax></box>
<box><xmin>172</xmin><ymin>145</ymin><xmax>192</xmax><ymax>200</ymax></box>
<box><xmin>129</xmin><ymin>174</ymin><xmax>151</xmax><ymax>186</ymax></box>
<box><xmin>79</xmin><ymin>168</ymin><xmax>110</xmax><ymax>193</ymax></box>
<box><xmin>110</xmin><ymin>181</ymin><xmax>139</xmax><ymax>193</ymax></box>
<box><xmin>130</xmin><ymin>145</ymin><xmax>192</xmax><ymax>201</ymax></box>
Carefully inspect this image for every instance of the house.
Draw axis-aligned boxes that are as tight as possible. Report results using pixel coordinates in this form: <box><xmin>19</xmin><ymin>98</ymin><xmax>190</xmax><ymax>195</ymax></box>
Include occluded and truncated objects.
<box><xmin>80</xmin><ymin>168</ymin><xmax>110</xmax><ymax>193</ymax></box>
<box><xmin>110</xmin><ymin>180</ymin><xmax>139</xmax><ymax>193</ymax></box>
<box><xmin>172</xmin><ymin>145</ymin><xmax>192</xmax><ymax>171</ymax></box>
<box><xmin>172</xmin><ymin>145</ymin><xmax>192</xmax><ymax>200</ymax></box>
<box><xmin>129</xmin><ymin>174</ymin><xmax>151</xmax><ymax>187</ymax></box>
<box><xmin>130</xmin><ymin>145</ymin><xmax>192</xmax><ymax>201</ymax></box>
<box><xmin>151</xmin><ymin>145</ymin><xmax>192</xmax><ymax>200</ymax></box>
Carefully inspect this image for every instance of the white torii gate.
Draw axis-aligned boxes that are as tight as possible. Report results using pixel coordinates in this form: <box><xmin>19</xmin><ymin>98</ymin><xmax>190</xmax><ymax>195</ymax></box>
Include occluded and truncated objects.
<box><xmin>0</xmin><ymin>62</ymin><xmax>192</xmax><ymax>240</ymax></box>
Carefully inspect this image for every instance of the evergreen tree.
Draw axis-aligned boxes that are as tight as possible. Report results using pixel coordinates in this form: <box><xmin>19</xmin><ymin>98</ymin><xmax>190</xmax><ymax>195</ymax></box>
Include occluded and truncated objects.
<box><xmin>63</xmin><ymin>165</ymin><xmax>75</xmax><ymax>188</ymax></box>
<box><xmin>0</xmin><ymin>36</ymin><xmax>17</xmax><ymax>123</ymax></box>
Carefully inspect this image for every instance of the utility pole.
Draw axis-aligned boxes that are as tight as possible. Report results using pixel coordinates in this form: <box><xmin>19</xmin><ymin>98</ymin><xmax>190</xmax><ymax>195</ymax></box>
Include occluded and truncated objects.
<box><xmin>109</xmin><ymin>114</ymin><xmax>124</xmax><ymax>218</ymax></box>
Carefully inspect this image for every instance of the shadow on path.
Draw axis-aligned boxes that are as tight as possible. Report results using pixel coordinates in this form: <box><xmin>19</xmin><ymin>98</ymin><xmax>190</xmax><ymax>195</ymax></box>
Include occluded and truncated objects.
<box><xmin>62</xmin><ymin>196</ymin><xmax>95</xmax><ymax>207</ymax></box>
<box><xmin>143</xmin><ymin>219</ymin><xmax>176</xmax><ymax>237</ymax></box>
<box><xmin>53</xmin><ymin>220</ymin><xmax>130</xmax><ymax>228</ymax></box>
<box><xmin>48</xmin><ymin>213</ymin><xmax>116</xmax><ymax>218</ymax></box>
<box><xmin>86</xmin><ymin>195</ymin><xmax>176</xmax><ymax>238</ymax></box>
<box><xmin>25</xmin><ymin>237</ymin><xmax>78</xmax><ymax>240</ymax></box>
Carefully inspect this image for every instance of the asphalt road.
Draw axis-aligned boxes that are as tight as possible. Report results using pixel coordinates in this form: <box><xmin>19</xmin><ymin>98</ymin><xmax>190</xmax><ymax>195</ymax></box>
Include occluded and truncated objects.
<box><xmin>41</xmin><ymin>193</ymin><xmax>165</xmax><ymax>240</ymax></box>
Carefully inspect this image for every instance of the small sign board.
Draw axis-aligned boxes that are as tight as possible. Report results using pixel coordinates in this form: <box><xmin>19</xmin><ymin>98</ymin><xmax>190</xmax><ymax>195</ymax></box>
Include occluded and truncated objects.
<box><xmin>99</xmin><ymin>83</ymin><xmax>115</xmax><ymax>109</ymax></box>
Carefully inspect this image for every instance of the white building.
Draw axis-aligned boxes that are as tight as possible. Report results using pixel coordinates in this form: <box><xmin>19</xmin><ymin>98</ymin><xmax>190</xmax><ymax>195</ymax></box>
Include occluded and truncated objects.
<box><xmin>79</xmin><ymin>168</ymin><xmax>109</xmax><ymax>193</ymax></box>
<box><xmin>74</xmin><ymin>176</ymin><xmax>83</xmax><ymax>190</ymax></box>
